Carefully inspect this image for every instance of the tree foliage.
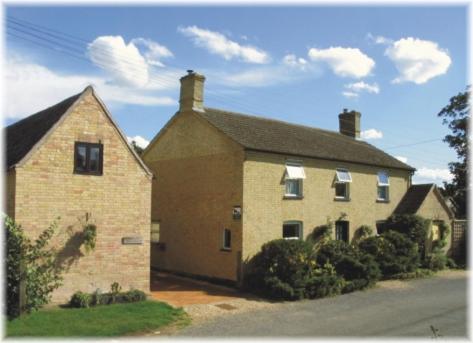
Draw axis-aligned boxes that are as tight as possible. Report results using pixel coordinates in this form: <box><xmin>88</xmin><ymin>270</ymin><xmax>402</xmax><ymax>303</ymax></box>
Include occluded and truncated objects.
<box><xmin>438</xmin><ymin>88</ymin><xmax>470</xmax><ymax>218</ymax></box>
<box><xmin>130</xmin><ymin>140</ymin><xmax>144</xmax><ymax>155</ymax></box>
<box><xmin>6</xmin><ymin>216</ymin><xmax>63</xmax><ymax>318</ymax></box>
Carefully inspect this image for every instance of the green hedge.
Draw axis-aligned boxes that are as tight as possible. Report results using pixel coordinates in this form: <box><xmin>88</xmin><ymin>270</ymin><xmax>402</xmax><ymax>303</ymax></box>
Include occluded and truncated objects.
<box><xmin>70</xmin><ymin>289</ymin><xmax>146</xmax><ymax>308</ymax></box>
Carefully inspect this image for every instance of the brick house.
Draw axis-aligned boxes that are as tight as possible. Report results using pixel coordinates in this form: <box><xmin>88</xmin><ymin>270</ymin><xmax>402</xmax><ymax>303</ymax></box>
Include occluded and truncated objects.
<box><xmin>5</xmin><ymin>86</ymin><xmax>152</xmax><ymax>302</ymax></box>
<box><xmin>142</xmin><ymin>71</ymin><xmax>454</xmax><ymax>286</ymax></box>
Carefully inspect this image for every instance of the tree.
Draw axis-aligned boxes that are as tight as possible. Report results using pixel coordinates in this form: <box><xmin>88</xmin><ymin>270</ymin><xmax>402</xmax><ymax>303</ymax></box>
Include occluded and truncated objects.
<box><xmin>438</xmin><ymin>88</ymin><xmax>470</xmax><ymax>218</ymax></box>
<box><xmin>130</xmin><ymin>140</ymin><xmax>144</xmax><ymax>155</ymax></box>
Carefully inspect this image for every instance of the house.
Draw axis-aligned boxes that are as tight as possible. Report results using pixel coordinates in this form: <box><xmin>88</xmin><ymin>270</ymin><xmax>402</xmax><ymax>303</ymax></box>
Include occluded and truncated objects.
<box><xmin>5</xmin><ymin>86</ymin><xmax>153</xmax><ymax>302</ymax></box>
<box><xmin>142</xmin><ymin>71</ymin><xmax>454</xmax><ymax>286</ymax></box>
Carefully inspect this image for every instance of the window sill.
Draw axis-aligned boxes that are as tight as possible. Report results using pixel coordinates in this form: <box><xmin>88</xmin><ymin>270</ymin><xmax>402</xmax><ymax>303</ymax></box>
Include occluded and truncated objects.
<box><xmin>220</xmin><ymin>248</ymin><xmax>232</xmax><ymax>252</ymax></box>
<box><xmin>283</xmin><ymin>195</ymin><xmax>304</xmax><ymax>200</ymax></box>
<box><xmin>334</xmin><ymin>197</ymin><xmax>351</xmax><ymax>202</ymax></box>
<box><xmin>74</xmin><ymin>171</ymin><xmax>103</xmax><ymax>176</ymax></box>
<box><xmin>376</xmin><ymin>199</ymin><xmax>390</xmax><ymax>203</ymax></box>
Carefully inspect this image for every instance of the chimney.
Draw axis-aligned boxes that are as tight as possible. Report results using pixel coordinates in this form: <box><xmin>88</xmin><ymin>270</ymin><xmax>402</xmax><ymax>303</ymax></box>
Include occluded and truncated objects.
<box><xmin>339</xmin><ymin>108</ymin><xmax>361</xmax><ymax>139</ymax></box>
<box><xmin>179</xmin><ymin>70</ymin><xmax>205</xmax><ymax>112</ymax></box>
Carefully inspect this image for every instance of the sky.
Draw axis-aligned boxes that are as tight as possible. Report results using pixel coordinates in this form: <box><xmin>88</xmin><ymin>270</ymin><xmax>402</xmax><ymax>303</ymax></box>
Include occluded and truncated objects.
<box><xmin>3</xmin><ymin>5</ymin><xmax>469</xmax><ymax>185</ymax></box>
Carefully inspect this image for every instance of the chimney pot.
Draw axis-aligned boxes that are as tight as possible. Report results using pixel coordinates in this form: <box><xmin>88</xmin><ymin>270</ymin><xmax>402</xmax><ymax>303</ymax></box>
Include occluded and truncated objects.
<box><xmin>339</xmin><ymin>109</ymin><xmax>361</xmax><ymax>139</ymax></box>
<box><xmin>179</xmin><ymin>71</ymin><xmax>205</xmax><ymax>112</ymax></box>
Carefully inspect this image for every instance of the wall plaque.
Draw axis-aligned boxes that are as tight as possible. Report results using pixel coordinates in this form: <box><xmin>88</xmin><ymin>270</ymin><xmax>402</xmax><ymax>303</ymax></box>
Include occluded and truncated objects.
<box><xmin>233</xmin><ymin>206</ymin><xmax>242</xmax><ymax>220</ymax></box>
<box><xmin>122</xmin><ymin>236</ymin><xmax>143</xmax><ymax>245</ymax></box>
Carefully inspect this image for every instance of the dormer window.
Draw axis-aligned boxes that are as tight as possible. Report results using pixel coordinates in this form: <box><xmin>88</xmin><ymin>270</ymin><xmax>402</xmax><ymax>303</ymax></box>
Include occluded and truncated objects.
<box><xmin>74</xmin><ymin>142</ymin><xmax>103</xmax><ymax>175</ymax></box>
<box><xmin>377</xmin><ymin>171</ymin><xmax>390</xmax><ymax>202</ymax></box>
<box><xmin>335</xmin><ymin>168</ymin><xmax>351</xmax><ymax>200</ymax></box>
<box><xmin>284</xmin><ymin>162</ymin><xmax>305</xmax><ymax>198</ymax></box>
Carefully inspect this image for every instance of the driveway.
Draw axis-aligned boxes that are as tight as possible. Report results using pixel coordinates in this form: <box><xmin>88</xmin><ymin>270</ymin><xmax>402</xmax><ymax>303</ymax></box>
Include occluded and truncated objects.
<box><xmin>177</xmin><ymin>270</ymin><xmax>468</xmax><ymax>338</ymax></box>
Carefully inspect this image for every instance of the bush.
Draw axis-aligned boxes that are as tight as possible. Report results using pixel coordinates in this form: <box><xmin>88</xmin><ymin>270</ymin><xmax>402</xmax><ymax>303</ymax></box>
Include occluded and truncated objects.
<box><xmin>69</xmin><ymin>286</ymin><xmax>147</xmax><ymax>308</ymax></box>
<box><xmin>384</xmin><ymin>214</ymin><xmax>429</xmax><ymax>259</ymax></box>
<box><xmin>316</xmin><ymin>240</ymin><xmax>380</xmax><ymax>293</ymax></box>
<box><xmin>358</xmin><ymin>231</ymin><xmax>419</xmax><ymax>278</ymax></box>
<box><xmin>352</xmin><ymin>225</ymin><xmax>373</xmax><ymax>243</ymax></box>
<box><xmin>424</xmin><ymin>252</ymin><xmax>448</xmax><ymax>271</ymax></box>
<box><xmin>70</xmin><ymin>291</ymin><xmax>92</xmax><ymax>308</ymax></box>
<box><xmin>390</xmin><ymin>268</ymin><xmax>434</xmax><ymax>280</ymax></box>
<box><xmin>6</xmin><ymin>216</ymin><xmax>63</xmax><ymax>318</ymax></box>
<box><xmin>244</xmin><ymin>239</ymin><xmax>316</xmax><ymax>300</ymax></box>
<box><xmin>305</xmin><ymin>263</ymin><xmax>344</xmax><ymax>299</ymax></box>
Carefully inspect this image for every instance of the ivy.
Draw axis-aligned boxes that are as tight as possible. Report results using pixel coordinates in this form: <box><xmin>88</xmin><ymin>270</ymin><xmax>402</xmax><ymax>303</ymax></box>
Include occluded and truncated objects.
<box><xmin>83</xmin><ymin>224</ymin><xmax>97</xmax><ymax>253</ymax></box>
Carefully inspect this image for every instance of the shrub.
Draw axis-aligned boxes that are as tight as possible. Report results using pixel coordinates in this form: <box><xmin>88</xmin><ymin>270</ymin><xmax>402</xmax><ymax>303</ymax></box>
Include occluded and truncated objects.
<box><xmin>305</xmin><ymin>263</ymin><xmax>344</xmax><ymax>299</ymax></box>
<box><xmin>358</xmin><ymin>231</ymin><xmax>419</xmax><ymax>278</ymax></box>
<box><xmin>390</xmin><ymin>268</ymin><xmax>434</xmax><ymax>280</ymax></box>
<box><xmin>384</xmin><ymin>214</ymin><xmax>429</xmax><ymax>259</ymax></box>
<box><xmin>424</xmin><ymin>252</ymin><xmax>448</xmax><ymax>271</ymax></box>
<box><xmin>316</xmin><ymin>240</ymin><xmax>380</xmax><ymax>293</ymax></box>
<box><xmin>6</xmin><ymin>216</ymin><xmax>63</xmax><ymax>318</ymax></box>
<box><xmin>70</xmin><ymin>291</ymin><xmax>92</xmax><ymax>308</ymax></box>
<box><xmin>352</xmin><ymin>225</ymin><xmax>373</xmax><ymax>243</ymax></box>
<box><xmin>244</xmin><ymin>239</ymin><xmax>317</xmax><ymax>300</ymax></box>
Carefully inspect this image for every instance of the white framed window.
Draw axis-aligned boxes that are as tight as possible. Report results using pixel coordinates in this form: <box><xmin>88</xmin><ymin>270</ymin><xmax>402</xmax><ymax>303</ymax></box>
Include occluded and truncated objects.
<box><xmin>377</xmin><ymin>171</ymin><xmax>390</xmax><ymax>201</ymax></box>
<box><xmin>222</xmin><ymin>228</ymin><xmax>231</xmax><ymax>250</ymax></box>
<box><xmin>283</xmin><ymin>221</ymin><xmax>303</xmax><ymax>240</ymax></box>
<box><xmin>335</xmin><ymin>168</ymin><xmax>351</xmax><ymax>200</ymax></box>
<box><xmin>284</xmin><ymin>162</ymin><xmax>305</xmax><ymax>197</ymax></box>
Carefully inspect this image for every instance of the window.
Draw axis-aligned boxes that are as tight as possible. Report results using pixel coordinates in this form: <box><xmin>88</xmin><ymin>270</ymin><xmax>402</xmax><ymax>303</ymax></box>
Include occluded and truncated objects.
<box><xmin>377</xmin><ymin>171</ymin><xmax>389</xmax><ymax>201</ymax></box>
<box><xmin>376</xmin><ymin>221</ymin><xmax>386</xmax><ymax>235</ymax></box>
<box><xmin>335</xmin><ymin>168</ymin><xmax>351</xmax><ymax>200</ymax></box>
<box><xmin>74</xmin><ymin>142</ymin><xmax>103</xmax><ymax>175</ymax></box>
<box><xmin>335</xmin><ymin>221</ymin><xmax>349</xmax><ymax>242</ymax></box>
<box><xmin>284</xmin><ymin>163</ymin><xmax>305</xmax><ymax>198</ymax></box>
<box><xmin>222</xmin><ymin>228</ymin><xmax>231</xmax><ymax>250</ymax></box>
<box><xmin>283</xmin><ymin>221</ymin><xmax>302</xmax><ymax>240</ymax></box>
<box><xmin>151</xmin><ymin>221</ymin><xmax>160</xmax><ymax>243</ymax></box>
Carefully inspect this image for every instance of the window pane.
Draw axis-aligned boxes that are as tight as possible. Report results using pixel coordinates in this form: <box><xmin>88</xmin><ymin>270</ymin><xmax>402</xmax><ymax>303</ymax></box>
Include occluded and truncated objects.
<box><xmin>336</xmin><ymin>169</ymin><xmax>352</xmax><ymax>182</ymax></box>
<box><xmin>75</xmin><ymin>145</ymin><xmax>87</xmax><ymax>171</ymax></box>
<box><xmin>223</xmin><ymin>229</ymin><xmax>231</xmax><ymax>249</ymax></box>
<box><xmin>335</xmin><ymin>221</ymin><xmax>349</xmax><ymax>242</ymax></box>
<box><xmin>283</xmin><ymin>223</ymin><xmax>300</xmax><ymax>239</ymax></box>
<box><xmin>335</xmin><ymin>183</ymin><xmax>347</xmax><ymax>198</ymax></box>
<box><xmin>378</xmin><ymin>171</ymin><xmax>389</xmax><ymax>186</ymax></box>
<box><xmin>378</xmin><ymin>185</ymin><xmax>388</xmax><ymax>200</ymax></box>
<box><xmin>89</xmin><ymin>147</ymin><xmax>100</xmax><ymax>172</ymax></box>
<box><xmin>285</xmin><ymin>179</ymin><xmax>300</xmax><ymax>196</ymax></box>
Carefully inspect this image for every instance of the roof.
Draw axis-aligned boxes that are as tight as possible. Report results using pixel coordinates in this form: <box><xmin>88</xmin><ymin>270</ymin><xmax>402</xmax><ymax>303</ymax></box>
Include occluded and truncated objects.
<box><xmin>5</xmin><ymin>87</ymin><xmax>152</xmax><ymax>177</ymax></box>
<box><xmin>6</xmin><ymin>92</ymin><xmax>82</xmax><ymax>169</ymax></box>
<box><xmin>394</xmin><ymin>184</ymin><xmax>434</xmax><ymax>214</ymax></box>
<box><xmin>197</xmin><ymin>108</ymin><xmax>415</xmax><ymax>171</ymax></box>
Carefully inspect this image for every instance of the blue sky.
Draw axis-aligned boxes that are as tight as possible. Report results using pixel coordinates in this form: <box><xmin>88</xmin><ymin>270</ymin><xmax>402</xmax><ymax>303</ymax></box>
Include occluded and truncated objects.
<box><xmin>4</xmin><ymin>5</ymin><xmax>468</xmax><ymax>184</ymax></box>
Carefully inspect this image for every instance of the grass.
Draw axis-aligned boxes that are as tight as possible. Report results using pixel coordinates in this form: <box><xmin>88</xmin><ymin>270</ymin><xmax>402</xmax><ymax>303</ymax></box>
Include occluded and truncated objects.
<box><xmin>7</xmin><ymin>300</ymin><xmax>189</xmax><ymax>337</ymax></box>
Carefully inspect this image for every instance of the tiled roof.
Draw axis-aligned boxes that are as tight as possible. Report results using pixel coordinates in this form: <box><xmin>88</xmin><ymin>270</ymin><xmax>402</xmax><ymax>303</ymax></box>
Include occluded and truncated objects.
<box><xmin>198</xmin><ymin>107</ymin><xmax>416</xmax><ymax>171</ymax></box>
<box><xmin>5</xmin><ymin>92</ymin><xmax>82</xmax><ymax>169</ymax></box>
<box><xmin>394</xmin><ymin>184</ymin><xmax>434</xmax><ymax>214</ymax></box>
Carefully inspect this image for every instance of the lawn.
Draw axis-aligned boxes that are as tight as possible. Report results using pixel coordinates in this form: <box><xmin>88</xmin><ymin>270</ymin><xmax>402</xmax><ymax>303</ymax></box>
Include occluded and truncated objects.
<box><xmin>7</xmin><ymin>300</ymin><xmax>188</xmax><ymax>337</ymax></box>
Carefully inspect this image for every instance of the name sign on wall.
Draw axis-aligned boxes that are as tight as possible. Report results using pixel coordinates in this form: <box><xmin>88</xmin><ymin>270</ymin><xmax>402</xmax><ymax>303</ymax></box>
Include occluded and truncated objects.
<box><xmin>122</xmin><ymin>236</ymin><xmax>143</xmax><ymax>245</ymax></box>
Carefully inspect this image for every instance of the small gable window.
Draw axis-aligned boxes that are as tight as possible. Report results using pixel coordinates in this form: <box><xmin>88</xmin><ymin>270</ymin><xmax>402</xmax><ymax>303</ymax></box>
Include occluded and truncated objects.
<box><xmin>74</xmin><ymin>142</ymin><xmax>103</xmax><ymax>175</ymax></box>
<box><xmin>377</xmin><ymin>171</ymin><xmax>389</xmax><ymax>201</ymax></box>
<box><xmin>222</xmin><ymin>228</ymin><xmax>231</xmax><ymax>250</ymax></box>
<box><xmin>335</xmin><ymin>168</ymin><xmax>351</xmax><ymax>200</ymax></box>
<box><xmin>284</xmin><ymin>162</ymin><xmax>305</xmax><ymax>198</ymax></box>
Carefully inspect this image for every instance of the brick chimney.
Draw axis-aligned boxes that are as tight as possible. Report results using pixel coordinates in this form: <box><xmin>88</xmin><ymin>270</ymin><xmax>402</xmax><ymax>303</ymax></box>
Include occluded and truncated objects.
<box><xmin>179</xmin><ymin>70</ymin><xmax>205</xmax><ymax>112</ymax></box>
<box><xmin>339</xmin><ymin>109</ymin><xmax>361</xmax><ymax>139</ymax></box>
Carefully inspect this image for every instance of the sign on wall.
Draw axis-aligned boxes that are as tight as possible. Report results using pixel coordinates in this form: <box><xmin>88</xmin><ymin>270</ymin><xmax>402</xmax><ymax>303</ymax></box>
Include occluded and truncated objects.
<box><xmin>233</xmin><ymin>206</ymin><xmax>242</xmax><ymax>220</ymax></box>
<box><xmin>122</xmin><ymin>236</ymin><xmax>143</xmax><ymax>245</ymax></box>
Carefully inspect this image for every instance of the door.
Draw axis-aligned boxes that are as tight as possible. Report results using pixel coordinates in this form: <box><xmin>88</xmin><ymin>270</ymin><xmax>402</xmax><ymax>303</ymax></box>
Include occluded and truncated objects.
<box><xmin>335</xmin><ymin>221</ymin><xmax>349</xmax><ymax>243</ymax></box>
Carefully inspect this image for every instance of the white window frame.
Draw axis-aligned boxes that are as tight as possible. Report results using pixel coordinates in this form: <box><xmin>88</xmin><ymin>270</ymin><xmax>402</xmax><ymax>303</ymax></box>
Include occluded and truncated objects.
<box><xmin>282</xmin><ymin>221</ymin><xmax>303</xmax><ymax>240</ymax></box>
<box><xmin>377</xmin><ymin>171</ymin><xmax>390</xmax><ymax>201</ymax></box>
<box><xmin>284</xmin><ymin>162</ymin><xmax>305</xmax><ymax>198</ymax></box>
<box><xmin>222</xmin><ymin>228</ymin><xmax>231</xmax><ymax>250</ymax></box>
<box><xmin>335</xmin><ymin>168</ymin><xmax>351</xmax><ymax>200</ymax></box>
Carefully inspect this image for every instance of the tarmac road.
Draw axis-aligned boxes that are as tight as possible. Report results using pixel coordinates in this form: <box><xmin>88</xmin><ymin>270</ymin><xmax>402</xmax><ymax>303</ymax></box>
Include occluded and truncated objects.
<box><xmin>178</xmin><ymin>270</ymin><xmax>468</xmax><ymax>338</ymax></box>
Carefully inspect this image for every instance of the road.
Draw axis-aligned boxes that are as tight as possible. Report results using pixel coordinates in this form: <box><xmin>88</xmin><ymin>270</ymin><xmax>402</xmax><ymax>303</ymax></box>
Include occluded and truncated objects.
<box><xmin>178</xmin><ymin>270</ymin><xmax>468</xmax><ymax>338</ymax></box>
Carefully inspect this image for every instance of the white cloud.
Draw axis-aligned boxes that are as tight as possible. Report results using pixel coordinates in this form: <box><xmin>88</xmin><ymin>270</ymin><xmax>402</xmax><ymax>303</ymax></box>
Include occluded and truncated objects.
<box><xmin>385</xmin><ymin>37</ymin><xmax>451</xmax><ymax>84</ymax></box>
<box><xmin>415</xmin><ymin>167</ymin><xmax>453</xmax><ymax>183</ymax></box>
<box><xmin>308</xmin><ymin>46</ymin><xmax>375</xmax><ymax>78</ymax></box>
<box><xmin>282</xmin><ymin>54</ymin><xmax>308</xmax><ymax>70</ymax></box>
<box><xmin>367</xmin><ymin>33</ymin><xmax>393</xmax><ymax>45</ymax></box>
<box><xmin>178</xmin><ymin>25</ymin><xmax>270</xmax><ymax>64</ymax></box>
<box><xmin>342</xmin><ymin>91</ymin><xmax>359</xmax><ymax>99</ymax></box>
<box><xmin>131</xmin><ymin>38</ymin><xmax>174</xmax><ymax>67</ymax></box>
<box><xmin>360</xmin><ymin>129</ymin><xmax>383</xmax><ymax>140</ymax></box>
<box><xmin>395</xmin><ymin>156</ymin><xmax>408</xmax><ymax>163</ymax></box>
<box><xmin>4</xmin><ymin>58</ymin><xmax>175</xmax><ymax>119</ymax></box>
<box><xmin>88</xmin><ymin>36</ymin><xmax>150</xmax><ymax>87</ymax></box>
<box><xmin>345</xmin><ymin>81</ymin><xmax>380</xmax><ymax>94</ymax></box>
<box><xmin>127</xmin><ymin>135</ymin><xmax>150</xmax><ymax>149</ymax></box>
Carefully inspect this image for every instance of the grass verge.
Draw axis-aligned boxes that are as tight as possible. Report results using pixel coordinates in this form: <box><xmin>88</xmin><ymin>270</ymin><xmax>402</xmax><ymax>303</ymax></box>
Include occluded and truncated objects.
<box><xmin>7</xmin><ymin>300</ymin><xmax>188</xmax><ymax>337</ymax></box>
